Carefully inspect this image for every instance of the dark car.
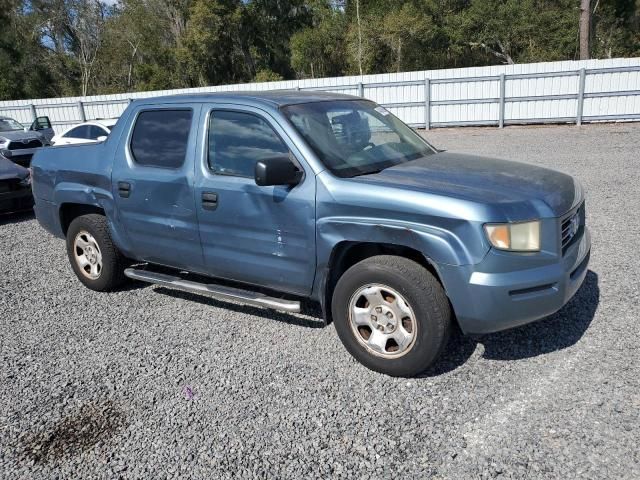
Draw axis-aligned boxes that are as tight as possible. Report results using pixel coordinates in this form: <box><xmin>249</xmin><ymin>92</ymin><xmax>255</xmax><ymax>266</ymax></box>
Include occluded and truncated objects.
<box><xmin>0</xmin><ymin>153</ymin><xmax>33</xmax><ymax>214</ymax></box>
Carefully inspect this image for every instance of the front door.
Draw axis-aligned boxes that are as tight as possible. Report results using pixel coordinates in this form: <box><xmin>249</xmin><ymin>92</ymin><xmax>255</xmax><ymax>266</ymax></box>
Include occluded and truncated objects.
<box><xmin>111</xmin><ymin>104</ymin><xmax>204</xmax><ymax>271</ymax></box>
<box><xmin>194</xmin><ymin>105</ymin><xmax>316</xmax><ymax>296</ymax></box>
<box><xmin>30</xmin><ymin>116</ymin><xmax>55</xmax><ymax>142</ymax></box>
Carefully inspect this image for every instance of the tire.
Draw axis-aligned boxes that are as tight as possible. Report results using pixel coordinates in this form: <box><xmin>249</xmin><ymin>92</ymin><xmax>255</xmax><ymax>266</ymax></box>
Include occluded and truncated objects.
<box><xmin>66</xmin><ymin>214</ymin><xmax>128</xmax><ymax>291</ymax></box>
<box><xmin>332</xmin><ymin>255</ymin><xmax>451</xmax><ymax>377</ymax></box>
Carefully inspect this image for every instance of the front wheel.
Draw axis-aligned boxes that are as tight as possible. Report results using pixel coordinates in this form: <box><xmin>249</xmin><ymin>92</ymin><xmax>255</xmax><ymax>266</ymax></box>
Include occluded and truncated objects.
<box><xmin>66</xmin><ymin>214</ymin><xmax>128</xmax><ymax>291</ymax></box>
<box><xmin>332</xmin><ymin>255</ymin><xmax>451</xmax><ymax>377</ymax></box>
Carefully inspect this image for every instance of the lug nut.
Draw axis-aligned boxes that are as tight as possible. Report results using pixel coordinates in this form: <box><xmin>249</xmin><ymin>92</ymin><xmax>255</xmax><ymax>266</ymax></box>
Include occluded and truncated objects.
<box><xmin>386</xmin><ymin>311</ymin><xmax>393</xmax><ymax>319</ymax></box>
<box><xmin>375</xmin><ymin>307</ymin><xmax>382</xmax><ymax>313</ymax></box>
<box><xmin>387</xmin><ymin>323</ymin><xmax>394</xmax><ymax>329</ymax></box>
<box><xmin>377</xmin><ymin>325</ymin><xmax>385</xmax><ymax>331</ymax></box>
<box><xmin>371</xmin><ymin>315</ymin><xmax>377</xmax><ymax>321</ymax></box>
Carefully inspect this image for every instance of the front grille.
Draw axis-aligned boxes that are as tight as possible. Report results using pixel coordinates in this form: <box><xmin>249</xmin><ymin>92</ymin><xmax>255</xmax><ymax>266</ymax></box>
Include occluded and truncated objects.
<box><xmin>8</xmin><ymin>139</ymin><xmax>43</xmax><ymax>150</ymax></box>
<box><xmin>561</xmin><ymin>203</ymin><xmax>585</xmax><ymax>255</ymax></box>
<box><xmin>0</xmin><ymin>179</ymin><xmax>23</xmax><ymax>193</ymax></box>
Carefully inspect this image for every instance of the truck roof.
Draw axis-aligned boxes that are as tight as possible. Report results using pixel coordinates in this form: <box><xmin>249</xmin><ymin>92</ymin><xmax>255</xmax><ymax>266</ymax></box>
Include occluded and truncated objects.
<box><xmin>131</xmin><ymin>90</ymin><xmax>362</xmax><ymax>108</ymax></box>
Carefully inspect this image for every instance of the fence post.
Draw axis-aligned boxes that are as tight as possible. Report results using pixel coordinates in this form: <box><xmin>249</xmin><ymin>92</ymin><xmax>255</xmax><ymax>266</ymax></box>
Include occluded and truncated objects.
<box><xmin>424</xmin><ymin>78</ymin><xmax>431</xmax><ymax>130</ymax></box>
<box><xmin>576</xmin><ymin>68</ymin><xmax>586</xmax><ymax>126</ymax></box>
<box><xmin>29</xmin><ymin>104</ymin><xmax>37</xmax><ymax>122</ymax></box>
<box><xmin>498</xmin><ymin>73</ymin><xmax>506</xmax><ymax>128</ymax></box>
<box><xmin>77</xmin><ymin>101</ymin><xmax>86</xmax><ymax>122</ymax></box>
<box><xmin>358</xmin><ymin>82</ymin><xmax>364</xmax><ymax>98</ymax></box>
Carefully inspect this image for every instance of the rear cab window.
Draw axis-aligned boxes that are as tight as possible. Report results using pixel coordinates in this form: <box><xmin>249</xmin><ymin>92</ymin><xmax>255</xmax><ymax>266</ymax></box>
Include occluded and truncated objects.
<box><xmin>130</xmin><ymin>109</ymin><xmax>193</xmax><ymax>168</ymax></box>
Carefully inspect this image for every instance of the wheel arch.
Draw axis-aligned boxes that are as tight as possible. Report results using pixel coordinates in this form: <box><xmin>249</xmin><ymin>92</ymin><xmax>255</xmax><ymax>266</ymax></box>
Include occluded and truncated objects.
<box><xmin>59</xmin><ymin>203</ymin><xmax>105</xmax><ymax>235</ymax></box>
<box><xmin>319</xmin><ymin>241</ymin><xmax>446</xmax><ymax>325</ymax></box>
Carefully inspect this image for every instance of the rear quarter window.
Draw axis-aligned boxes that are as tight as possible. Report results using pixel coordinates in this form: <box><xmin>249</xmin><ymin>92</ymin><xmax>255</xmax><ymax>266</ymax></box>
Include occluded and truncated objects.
<box><xmin>130</xmin><ymin>109</ymin><xmax>192</xmax><ymax>168</ymax></box>
<box><xmin>64</xmin><ymin>125</ymin><xmax>91</xmax><ymax>139</ymax></box>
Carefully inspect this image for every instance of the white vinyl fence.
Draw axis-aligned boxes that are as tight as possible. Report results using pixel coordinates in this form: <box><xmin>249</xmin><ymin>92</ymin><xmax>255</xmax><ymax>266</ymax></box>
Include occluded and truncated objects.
<box><xmin>1</xmin><ymin>57</ymin><xmax>639</xmax><ymax>134</ymax></box>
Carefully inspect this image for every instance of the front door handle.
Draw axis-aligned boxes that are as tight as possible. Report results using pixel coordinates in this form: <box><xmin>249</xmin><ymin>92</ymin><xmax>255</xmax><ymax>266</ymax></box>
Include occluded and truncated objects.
<box><xmin>118</xmin><ymin>181</ymin><xmax>131</xmax><ymax>198</ymax></box>
<box><xmin>202</xmin><ymin>192</ymin><xmax>218</xmax><ymax>210</ymax></box>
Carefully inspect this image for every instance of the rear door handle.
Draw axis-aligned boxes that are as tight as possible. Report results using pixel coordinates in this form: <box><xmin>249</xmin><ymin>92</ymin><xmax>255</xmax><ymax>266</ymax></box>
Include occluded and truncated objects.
<box><xmin>202</xmin><ymin>192</ymin><xmax>218</xmax><ymax>210</ymax></box>
<box><xmin>118</xmin><ymin>181</ymin><xmax>131</xmax><ymax>198</ymax></box>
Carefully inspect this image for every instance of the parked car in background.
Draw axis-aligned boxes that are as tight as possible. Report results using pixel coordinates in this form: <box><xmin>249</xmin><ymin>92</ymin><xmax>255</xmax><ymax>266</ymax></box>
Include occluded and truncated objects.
<box><xmin>31</xmin><ymin>92</ymin><xmax>590</xmax><ymax>377</ymax></box>
<box><xmin>0</xmin><ymin>115</ymin><xmax>53</xmax><ymax>167</ymax></box>
<box><xmin>0</xmin><ymin>152</ymin><xmax>33</xmax><ymax>214</ymax></box>
<box><xmin>51</xmin><ymin>119</ymin><xmax>118</xmax><ymax>146</ymax></box>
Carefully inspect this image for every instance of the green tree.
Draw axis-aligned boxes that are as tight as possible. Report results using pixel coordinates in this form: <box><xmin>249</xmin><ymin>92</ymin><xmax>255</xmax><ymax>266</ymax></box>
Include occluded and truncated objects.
<box><xmin>453</xmin><ymin>0</ymin><xmax>579</xmax><ymax>65</ymax></box>
<box><xmin>175</xmin><ymin>0</ymin><xmax>248</xmax><ymax>87</ymax></box>
<box><xmin>290</xmin><ymin>0</ymin><xmax>347</xmax><ymax>78</ymax></box>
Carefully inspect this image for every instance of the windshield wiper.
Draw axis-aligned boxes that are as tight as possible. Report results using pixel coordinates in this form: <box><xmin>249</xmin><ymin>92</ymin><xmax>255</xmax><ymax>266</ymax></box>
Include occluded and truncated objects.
<box><xmin>350</xmin><ymin>168</ymin><xmax>386</xmax><ymax>178</ymax></box>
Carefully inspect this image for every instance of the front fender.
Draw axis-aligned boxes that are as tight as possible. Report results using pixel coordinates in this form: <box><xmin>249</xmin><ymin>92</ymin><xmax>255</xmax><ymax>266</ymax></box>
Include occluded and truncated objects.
<box><xmin>310</xmin><ymin>216</ymin><xmax>489</xmax><ymax>318</ymax></box>
<box><xmin>316</xmin><ymin>216</ymin><xmax>478</xmax><ymax>268</ymax></box>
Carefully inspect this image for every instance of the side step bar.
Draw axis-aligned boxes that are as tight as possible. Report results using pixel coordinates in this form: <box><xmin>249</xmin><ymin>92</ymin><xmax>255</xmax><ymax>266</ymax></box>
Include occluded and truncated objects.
<box><xmin>124</xmin><ymin>268</ymin><xmax>301</xmax><ymax>313</ymax></box>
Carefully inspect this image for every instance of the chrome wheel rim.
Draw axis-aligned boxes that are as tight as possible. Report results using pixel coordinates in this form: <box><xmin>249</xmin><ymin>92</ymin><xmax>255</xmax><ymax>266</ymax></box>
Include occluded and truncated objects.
<box><xmin>348</xmin><ymin>284</ymin><xmax>417</xmax><ymax>358</ymax></box>
<box><xmin>73</xmin><ymin>231</ymin><xmax>103</xmax><ymax>280</ymax></box>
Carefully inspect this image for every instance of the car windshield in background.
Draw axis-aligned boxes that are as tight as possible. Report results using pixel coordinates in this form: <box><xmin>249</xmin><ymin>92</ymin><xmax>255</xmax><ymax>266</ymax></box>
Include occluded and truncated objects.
<box><xmin>282</xmin><ymin>100</ymin><xmax>436</xmax><ymax>178</ymax></box>
<box><xmin>0</xmin><ymin>117</ymin><xmax>25</xmax><ymax>131</ymax></box>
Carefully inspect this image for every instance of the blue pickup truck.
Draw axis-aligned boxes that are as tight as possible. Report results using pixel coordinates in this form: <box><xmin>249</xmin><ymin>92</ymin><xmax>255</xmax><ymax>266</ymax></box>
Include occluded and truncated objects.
<box><xmin>31</xmin><ymin>92</ymin><xmax>590</xmax><ymax>376</ymax></box>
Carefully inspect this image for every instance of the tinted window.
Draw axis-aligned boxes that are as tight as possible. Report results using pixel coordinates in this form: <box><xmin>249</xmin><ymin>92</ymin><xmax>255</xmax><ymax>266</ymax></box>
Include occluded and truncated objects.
<box><xmin>131</xmin><ymin>110</ymin><xmax>192</xmax><ymax>168</ymax></box>
<box><xmin>87</xmin><ymin>125</ymin><xmax>108</xmax><ymax>140</ymax></box>
<box><xmin>65</xmin><ymin>125</ymin><xmax>91</xmax><ymax>139</ymax></box>
<box><xmin>208</xmin><ymin>111</ymin><xmax>289</xmax><ymax>177</ymax></box>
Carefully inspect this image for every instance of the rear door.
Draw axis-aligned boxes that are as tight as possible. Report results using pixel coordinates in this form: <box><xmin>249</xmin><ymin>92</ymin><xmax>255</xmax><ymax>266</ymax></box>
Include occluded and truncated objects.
<box><xmin>193</xmin><ymin>104</ymin><xmax>316</xmax><ymax>295</ymax></box>
<box><xmin>111</xmin><ymin>103</ymin><xmax>204</xmax><ymax>271</ymax></box>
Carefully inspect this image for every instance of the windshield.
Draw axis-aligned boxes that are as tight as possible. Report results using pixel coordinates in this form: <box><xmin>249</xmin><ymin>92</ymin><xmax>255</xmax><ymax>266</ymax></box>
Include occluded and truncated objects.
<box><xmin>0</xmin><ymin>117</ymin><xmax>25</xmax><ymax>132</ymax></box>
<box><xmin>282</xmin><ymin>100</ymin><xmax>436</xmax><ymax>177</ymax></box>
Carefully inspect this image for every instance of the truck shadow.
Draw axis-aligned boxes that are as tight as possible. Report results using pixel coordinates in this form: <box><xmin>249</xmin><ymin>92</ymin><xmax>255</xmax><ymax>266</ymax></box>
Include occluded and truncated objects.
<box><xmin>0</xmin><ymin>209</ymin><xmax>35</xmax><ymax>226</ymax></box>
<box><xmin>154</xmin><ymin>287</ymin><xmax>326</xmax><ymax>329</ymax></box>
<box><xmin>422</xmin><ymin>270</ymin><xmax>599</xmax><ymax>376</ymax></box>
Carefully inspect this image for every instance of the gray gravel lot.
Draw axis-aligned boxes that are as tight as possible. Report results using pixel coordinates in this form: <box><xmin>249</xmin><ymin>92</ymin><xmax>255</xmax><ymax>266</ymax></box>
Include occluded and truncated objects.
<box><xmin>1</xmin><ymin>122</ymin><xmax>639</xmax><ymax>479</ymax></box>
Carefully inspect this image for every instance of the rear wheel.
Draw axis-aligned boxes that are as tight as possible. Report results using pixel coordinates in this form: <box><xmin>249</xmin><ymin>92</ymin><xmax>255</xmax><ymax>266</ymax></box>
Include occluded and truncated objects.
<box><xmin>66</xmin><ymin>214</ymin><xmax>127</xmax><ymax>291</ymax></box>
<box><xmin>332</xmin><ymin>255</ymin><xmax>451</xmax><ymax>377</ymax></box>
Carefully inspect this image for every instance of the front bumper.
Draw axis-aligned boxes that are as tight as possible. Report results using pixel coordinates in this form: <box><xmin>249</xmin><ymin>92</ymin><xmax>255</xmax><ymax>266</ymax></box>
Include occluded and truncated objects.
<box><xmin>0</xmin><ymin>186</ymin><xmax>34</xmax><ymax>213</ymax></box>
<box><xmin>439</xmin><ymin>227</ymin><xmax>591</xmax><ymax>334</ymax></box>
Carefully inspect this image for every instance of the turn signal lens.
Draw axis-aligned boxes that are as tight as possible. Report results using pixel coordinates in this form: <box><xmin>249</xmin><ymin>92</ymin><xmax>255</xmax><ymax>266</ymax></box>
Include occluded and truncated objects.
<box><xmin>484</xmin><ymin>221</ymin><xmax>541</xmax><ymax>252</ymax></box>
<box><xmin>485</xmin><ymin>224</ymin><xmax>510</xmax><ymax>249</ymax></box>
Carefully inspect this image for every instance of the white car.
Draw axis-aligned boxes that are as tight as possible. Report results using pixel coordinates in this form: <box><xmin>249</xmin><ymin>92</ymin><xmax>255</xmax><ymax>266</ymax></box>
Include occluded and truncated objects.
<box><xmin>51</xmin><ymin>119</ymin><xmax>118</xmax><ymax>146</ymax></box>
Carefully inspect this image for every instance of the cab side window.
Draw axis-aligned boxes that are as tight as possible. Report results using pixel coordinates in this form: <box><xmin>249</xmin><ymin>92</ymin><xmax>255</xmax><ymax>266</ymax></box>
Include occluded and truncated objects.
<box><xmin>208</xmin><ymin>111</ymin><xmax>289</xmax><ymax>177</ymax></box>
<box><xmin>130</xmin><ymin>109</ymin><xmax>192</xmax><ymax>168</ymax></box>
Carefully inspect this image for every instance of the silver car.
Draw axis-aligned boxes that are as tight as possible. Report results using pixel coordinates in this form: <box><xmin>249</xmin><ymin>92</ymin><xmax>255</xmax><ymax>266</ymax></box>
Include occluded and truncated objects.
<box><xmin>0</xmin><ymin>115</ymin><xmax>53</xmax><ymax>167</ymax></box>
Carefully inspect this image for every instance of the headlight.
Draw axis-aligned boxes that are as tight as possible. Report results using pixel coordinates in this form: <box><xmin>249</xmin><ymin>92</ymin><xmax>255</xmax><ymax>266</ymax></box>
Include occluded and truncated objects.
<box><xmin>19</xmin><ymin>174</ymin><xmax>31</xmax><ymax>187</ymax></box>
<box><xmin>484</xmin><ymin>220</ymin><xmax>541</xmax><ymax>252</ymax></box>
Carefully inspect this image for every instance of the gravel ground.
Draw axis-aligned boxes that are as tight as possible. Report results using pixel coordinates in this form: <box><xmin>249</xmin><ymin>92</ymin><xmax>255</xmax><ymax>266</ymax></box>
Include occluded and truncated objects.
<box><xmin>1</xmin><ymin>122</ymin><xmax>639</xmax><ymax>479</ymax></box>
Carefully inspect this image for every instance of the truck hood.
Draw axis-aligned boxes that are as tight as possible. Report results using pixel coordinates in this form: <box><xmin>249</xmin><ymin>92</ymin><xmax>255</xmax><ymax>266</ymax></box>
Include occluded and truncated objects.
<box><xmin>0</xmin><ymin>130</ymin><xmax>45</xmax><ymax>142</ymax></box>
<box><xmin>0</xmin><ymin>155</ymin><xmax>29</xmax><ymax>181</ymax></box>
<box><xmin>350</xmin><ymin>152</ymin><xmax>581</xmax><ymax>218</ymax></box>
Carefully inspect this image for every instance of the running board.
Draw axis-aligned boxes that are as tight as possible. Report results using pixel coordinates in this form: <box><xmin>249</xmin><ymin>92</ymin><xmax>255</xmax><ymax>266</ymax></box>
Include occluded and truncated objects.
<box><xmin>124</xmin><ymin>268</ymin><xmax>301</xmax><ymax>313</ymax></box>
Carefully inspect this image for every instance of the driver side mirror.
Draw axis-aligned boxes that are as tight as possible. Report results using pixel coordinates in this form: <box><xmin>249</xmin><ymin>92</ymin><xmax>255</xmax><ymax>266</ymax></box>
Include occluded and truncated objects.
<box><xmin>30</xmin><ymin>116</ymin><xmax>51</xmax><ymax>131</ymax></box>
<box><xmin>255</xmin><ymin>156</ymin><xmax>302</xmax><ymax>187</ymax></box>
